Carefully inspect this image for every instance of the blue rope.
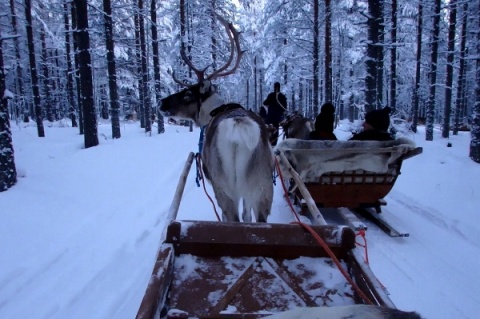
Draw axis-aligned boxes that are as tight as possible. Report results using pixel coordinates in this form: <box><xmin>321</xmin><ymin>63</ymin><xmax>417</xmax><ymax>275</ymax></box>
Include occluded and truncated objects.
<box><xmin>195</xmin><ymin>126</ymin><xmax>206</xmax><ymax>187</ymax></box>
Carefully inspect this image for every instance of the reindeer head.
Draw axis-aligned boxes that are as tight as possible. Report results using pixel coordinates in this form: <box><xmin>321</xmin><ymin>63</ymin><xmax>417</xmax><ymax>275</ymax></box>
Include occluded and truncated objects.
<box><xmin>159</xmin><ymin>14</ymin><xmax>243</xmax><ymax>127</ymax></box>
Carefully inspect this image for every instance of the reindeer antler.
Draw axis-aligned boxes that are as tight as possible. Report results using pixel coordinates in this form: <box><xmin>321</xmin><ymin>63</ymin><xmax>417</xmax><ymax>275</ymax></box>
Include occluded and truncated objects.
<box><xmin>175</xmin><ymin>13</ymin><xmax>243</xmax><ymax>86</ymax></box>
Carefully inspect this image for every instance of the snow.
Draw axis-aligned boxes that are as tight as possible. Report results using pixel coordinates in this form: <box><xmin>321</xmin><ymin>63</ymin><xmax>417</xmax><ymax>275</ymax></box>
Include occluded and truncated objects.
<box><xmin>1</xmin><ymin>119</ymin><xmax>479</xmax><ymax>319</ymax></box>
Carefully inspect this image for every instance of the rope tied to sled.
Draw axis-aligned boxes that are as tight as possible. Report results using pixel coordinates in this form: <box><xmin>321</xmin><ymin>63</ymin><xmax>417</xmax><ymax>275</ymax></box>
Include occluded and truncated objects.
<box><xmin>355</xmin><ymin>229</ymin><xmax>369</xmax><ymax>264</ymax></box>
<box><xmin>274</xmin><ymin>156</ymin><xmax>374</xmax><ymax>305</ymax></box>
<box><xmin>194</xmin><ymin>153</ymin><xmax>221</xmax><ymax>221</ymax></box>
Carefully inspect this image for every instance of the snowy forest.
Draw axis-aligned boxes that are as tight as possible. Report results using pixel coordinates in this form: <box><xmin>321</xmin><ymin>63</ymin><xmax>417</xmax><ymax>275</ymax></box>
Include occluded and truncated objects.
<box><xmin>1</xmin><ymin>0</ymin><xmax>480</xmax><ymax>192</ymax></box>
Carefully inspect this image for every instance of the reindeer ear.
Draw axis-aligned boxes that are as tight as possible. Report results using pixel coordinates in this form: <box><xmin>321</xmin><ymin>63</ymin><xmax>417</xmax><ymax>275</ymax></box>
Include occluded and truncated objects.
<box><xmin>199</xmin><ymin>80</ymin><xmax>213</xmax><ymax>94</ymax></box>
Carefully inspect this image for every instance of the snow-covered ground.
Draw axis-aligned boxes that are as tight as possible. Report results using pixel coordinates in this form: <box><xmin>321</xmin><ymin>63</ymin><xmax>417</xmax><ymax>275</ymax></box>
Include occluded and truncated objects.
<box><xmin>1</xmin><ymin>119</ymin><xmax>479</xmax><ymax>319</ymax></box>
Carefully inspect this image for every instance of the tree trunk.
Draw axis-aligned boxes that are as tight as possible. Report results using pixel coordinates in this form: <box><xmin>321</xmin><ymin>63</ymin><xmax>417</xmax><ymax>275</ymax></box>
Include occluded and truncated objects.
<box><xmin>376</xmin><ymin>1</ymin><xmax>384</xmax><ymax>110</ymax></box>
<box><xmin>150</xmin><ymin>0</ymin><xmax>164</xmax><ymax>134</ymax></box>
<box><xmin>9</xmin><ymin>0</ymin><xmax>27</xmax><ymax>122</ymax></box>
<box><xmin>324</xmin><ymin>0</ymin><xmax>332</xmax><ymax>103</ymax></box>
<box><xmin>0</xmin><ymin>34</ymin><xmax>17</xmax><ymax>191</ymax></box>
<box><xmin>103</xmin><ymin>0</ymin><xmax>121</xmax><ymax>138</ymax></box>
<box><xmin>454</xmin><ymin>3</ymin><xmax>468</xmax><ymax>135</ymax></box>
<box><xmin>313</xmin><ymin>0</ymin><xmax>319</xmax><ymax>115</ymax></box>
<box><xmin>134</xmin><ymin>8</ymin><xmax>145</xmax><ymax>129</ymax></box>
<box><xmin>389</xmin><ymin>0</ymin><xmax>397</xmax><ymax>114</ymax></box>
<box><xmin>138</xmin><ymin>0</ymin><xmax>151</xmax><ymax>133</ymax></box>
<box><xmin>365</xmin><ymin>0</ymin><xmax>380</xmax><ymax>113</ymax></box>
<box><xmin>412</xmin><ymin>3</ymin><xmax>423</xmax><ymax>133</ymax></box>
<box><xmin>71</xmin><ymin>2</ymin><xmax>83</xmax><ymax>134</ymax></box>
<box><xmin>74</xmin><ymin>0</ymin><xmax>98</xmax><ymax>148</ymax></box>
<box><xmin>426</xmin><ymin>0</ymin><xmax>441</xmax><ymax>141</ymax></box>
<box><xmin>469</xmin><ymin>0</ymin><xmax>480</xmax><ymax>163</ymax></box>
<box><xmin>24</xmin><ymin>0</ymin><xmax>45</xmax><ymax>137</ymax></box>
<box><xmin>442</xmin><ymin>0</ymin><xmax>457</xmax><ymax>138</ymax></box>
<box><xmin>40</xmin><ymin>28</ymin><xmax>53</xmax><ymax>122</ymax></box>
<box><xmin>63</xmin><ymin>2</ymin><xmax>77</xmax><ymax>127</ymax></box>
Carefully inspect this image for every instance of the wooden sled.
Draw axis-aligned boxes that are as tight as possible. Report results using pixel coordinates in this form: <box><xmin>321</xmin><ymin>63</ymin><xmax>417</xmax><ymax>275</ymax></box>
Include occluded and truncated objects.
<box><xmin>136</xmin><ymin>152</ymin><xmax>396</xmax><ymax>319</ymax></box>
<box><xmin>274</xmin><ymin>138</ymin><xmax>422</xmax><ymax>236</ymax></box>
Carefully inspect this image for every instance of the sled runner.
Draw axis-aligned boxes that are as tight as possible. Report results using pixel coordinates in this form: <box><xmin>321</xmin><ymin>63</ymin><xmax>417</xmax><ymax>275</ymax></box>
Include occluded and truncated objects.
<box><xmin>134</xmin><ymin>152</ymin><xmax>420</xmax><ymax>319</ymax></box>
<box><xmin>274</xmin><ymin>138</ymin><xmax>422</xmax><ymax>237</ymax></box>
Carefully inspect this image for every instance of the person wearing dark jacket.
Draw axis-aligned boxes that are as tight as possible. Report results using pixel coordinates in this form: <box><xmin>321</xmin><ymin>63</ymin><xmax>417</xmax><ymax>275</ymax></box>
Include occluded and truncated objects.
<box><xmin>263</xmin><ymin>82</ymin><xmax>287</xmax><ymax>145</ymax></box>
<box><xmin>309</xmin><ymin>102</ymin><xmax>337</xmax><ymax>140</ymax></box>
<box><xmin>349</xmin><ymin>106</ymin><xmax>393</xmax><ymax>141</ymax></box>
<box><xmin>259</xmin><ymin>105</ymin><xmax>268</xmax><ymax>123</ymax></box>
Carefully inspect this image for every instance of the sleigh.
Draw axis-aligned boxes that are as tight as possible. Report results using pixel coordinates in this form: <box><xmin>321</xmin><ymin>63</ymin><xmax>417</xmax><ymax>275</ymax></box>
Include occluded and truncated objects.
<box><xmin>135</xmin><ymin>152</ymin><xmax>408</xmax><ymax>319</ymax></box>
<box><xmin>274</xmin><ymin>137</ymin><xmax>422</xmax><ymax>237</ymax></box>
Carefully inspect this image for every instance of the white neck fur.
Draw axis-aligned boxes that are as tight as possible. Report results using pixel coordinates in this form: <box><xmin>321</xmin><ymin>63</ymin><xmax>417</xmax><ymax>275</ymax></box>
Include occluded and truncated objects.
<box><xmin>196</xmin><ymin>92</ymin><xmax>225</xmax><ymax>126</ymax></box>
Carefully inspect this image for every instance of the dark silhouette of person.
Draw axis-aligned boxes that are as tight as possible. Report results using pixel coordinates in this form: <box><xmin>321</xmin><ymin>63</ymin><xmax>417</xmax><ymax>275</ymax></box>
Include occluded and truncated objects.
<box><xmin>309</xmin><ymin>102</ymin><xmax>337</xmax><ymax>140</ymax></box>
<box><xmin>349</xmin><ymin>106</ymin><xmax>394</xmax><ymax>141</ymax></box>
<box><xmin>263</xmin><ymin>82</ymin><xmax>287</xmax><ymax>145</ymax></box>
<box><xmin>259</xmin><ymin>105</ymin><xmax>268</xmax><ymax>123</ymax></box>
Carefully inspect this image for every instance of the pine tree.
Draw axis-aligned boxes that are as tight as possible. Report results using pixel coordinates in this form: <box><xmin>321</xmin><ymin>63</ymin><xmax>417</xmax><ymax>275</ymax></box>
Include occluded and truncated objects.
<box><xmin>425</xmin><ymin>0</ymin><xmax>441</xmax><ymax>141</ymax></box>
<box><xmin>24</xmin><ymin>0</ymin><xmax>45</xmax><ymax>137</ymax></box>
<box><xmin>74</xmin><ymin>0</ymin><xmax>98</xmax><ymax>148</ymax></box>
<box><xmin>469</xmin><ymin>0</ymin><xmax>480</xmax><ymax>163</ymax></box>
<box><xmin>103</xmin><ymin>0</ymin><xmax>121</xmax><ymax>139</ymax></box>
<box><xmin>0</xmin><ymin>31</ymin><xmax>17</xmax><ymax>191</ymax></box>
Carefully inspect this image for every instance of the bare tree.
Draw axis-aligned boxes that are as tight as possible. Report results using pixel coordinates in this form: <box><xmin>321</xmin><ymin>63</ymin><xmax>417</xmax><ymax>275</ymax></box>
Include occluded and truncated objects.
<box><xmin>425</xmin><ymin>0</ymin><xmax>441</xmax><ymax>141</ymax></box>
<box><xmin>442</xmin><ymin>0</ymin><xmax>457</xmax><ymax>138</ymax></box>
<box><xmin>24</xmin><ymin>0</ymin><xmax>45</xmax><ymax>137</ymax></box>
<box><xmin>74</xmin><ymin>0</ymin><xmax>98</xmax><ymax>148</ymax></box>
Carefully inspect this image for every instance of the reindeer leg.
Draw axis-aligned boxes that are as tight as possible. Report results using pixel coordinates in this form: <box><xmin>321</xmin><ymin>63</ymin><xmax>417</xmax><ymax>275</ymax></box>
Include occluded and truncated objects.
<box><xmin>242</xmin><ymin>199</ymin><xmax>252</xmax><ymax>223</ymax></box>
<box><xmin>213</xmin><ymin>188</ymin><xmax>239</xmax><ymax>222</ymax></box>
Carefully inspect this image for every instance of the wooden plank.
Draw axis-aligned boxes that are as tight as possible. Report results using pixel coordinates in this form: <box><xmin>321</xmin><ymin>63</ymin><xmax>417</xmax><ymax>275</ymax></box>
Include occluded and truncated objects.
<box><xmin>347</xmin><ymin>249</ymin><xmax>396</xmax><ymax>308</ymax></box>
<box><xmin>265</xmin><ymin>258</ymin><xmax>318</xmax><ymax>307</ymax></box>
<box><xmin>136</xmin><ymin>244</ymin><xmax>175</xmax><ymax>319</ymax></box>
<box><xmin>355</xmin><ymin>208</ymin><xmax>409</xmax><ymax>237</ymax></box>
<box><xmin>337</xmin><ymin>208</ymin><xmax>367</xmax><ymax>232</ymax></box>
<box><xmin>165</xmin><ymin>221</ymin><xmax>356</xmax><ymax>259</ymax></box>
<box><xmin>167</xmin><ymin>152</ymin><xmax>195</xmax><ymax>221</ymax></box>
<box><xmin>276</xmin><ymin>151</ymin><xmax>327</xmax><ymax>225</ymax></box>
<box><xmin>209</xmin><ymin>259</ymin><xmax>259</xmax><ymax>315</ymax></box>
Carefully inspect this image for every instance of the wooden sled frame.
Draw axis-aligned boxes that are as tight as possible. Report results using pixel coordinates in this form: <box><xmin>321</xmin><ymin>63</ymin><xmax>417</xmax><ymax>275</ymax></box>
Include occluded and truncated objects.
<box><xmin>136</xmin><ymin>221</ymin><xmax>395</xmax><ymax>319</ymax></box>
<box><xmin>135</xmin><ymin>152</ymin><xmax>397</xmax><ymax>319</ymax></box>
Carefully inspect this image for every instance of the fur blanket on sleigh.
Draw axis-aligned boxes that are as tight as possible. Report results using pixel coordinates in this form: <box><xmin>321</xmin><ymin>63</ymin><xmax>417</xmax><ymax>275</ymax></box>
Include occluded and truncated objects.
<box><xmin>274</xmin><ymin>137</ymin><xmax>419</xmax><ymax>182</ymax></box>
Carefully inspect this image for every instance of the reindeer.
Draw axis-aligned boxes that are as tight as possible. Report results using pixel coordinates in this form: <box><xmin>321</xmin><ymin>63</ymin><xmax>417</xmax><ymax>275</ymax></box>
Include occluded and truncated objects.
<box><xmin>159</xmin><ymin>14</ymin><xmax>274</xmax><ymax>223</ymax></box>
<box><xmin>280</xmin><ymin>113</ymin><xmax>314</xmax><ymax>140</ymax></box>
